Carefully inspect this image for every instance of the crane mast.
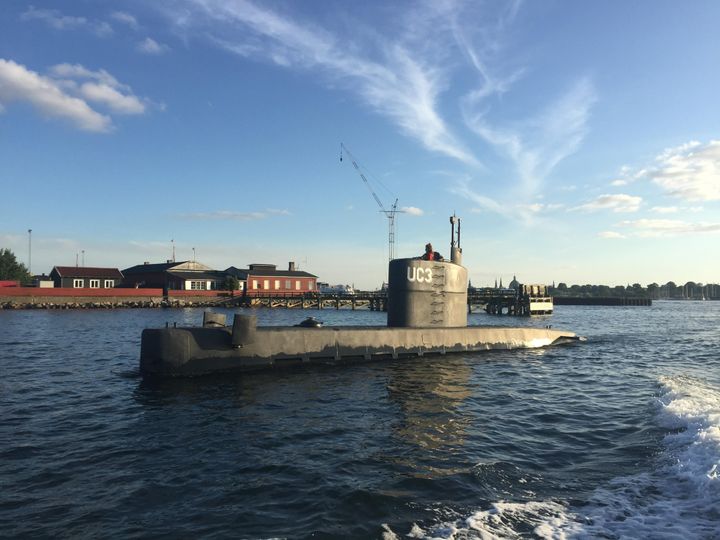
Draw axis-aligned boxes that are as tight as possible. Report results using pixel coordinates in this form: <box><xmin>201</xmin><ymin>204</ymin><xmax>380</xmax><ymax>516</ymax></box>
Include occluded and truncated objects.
<box><xmin>340</xmin><ymin>143</ymin><xmax>402</xmax><ymax>263</ymax></box>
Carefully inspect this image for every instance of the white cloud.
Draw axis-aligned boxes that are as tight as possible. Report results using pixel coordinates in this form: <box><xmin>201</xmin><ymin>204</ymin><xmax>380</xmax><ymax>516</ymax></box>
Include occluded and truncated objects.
<box><xmin>610</xmin><ymin>179</ymin><xmax>627</xmax><ymax>186</ymax></box>
<box><xmin>598</xmin><ymin>231</ymin><xmax>626</xmax><ymax>239</ymax></box>
<box><xmin>615</xmin><ymin>141</ymin><xmax>720</xmax><ymax>201</ymax></box>
<box><xmin>79</xmin><ymin>82</ymin><xmax>145</xmax><ymax>114</ymax></box>
<box><xmin>21</xmin><ymin>6</ymin><xmax>112</xmax><ymax>37</ymax></box>
<box><xmin>137</xmin><ymin>37</ymin><xmax>170</xmax><ymax>55</ymax></box>
<box><xmin>50</xmin><ymin>63</ymin><xmax>120</xmax><ymax>87</ymax></box>
<box><xmin>649</xmin><ymin>206</ymin><xmax>678</xmax><ymax>214</ymax></box>
<box><xmin>0</xmin><ymin>59</ymin><xmax>111</xmax><ymax>132</ymax></box>
<box><xmin>516</xmin><ymin>202</ymin><xmax>564</xmax><ymax>214</ymax></box>
<box><xmin>649</xmin><ymin>140</ymin><xmax>720</xmax><ymax>201</ymax></box>
<box><xmin>618</xmin><ymin>218</ymin><xmax>720</xmax><ymax>237</ymax></box>
<box><xmin>111</xmin><ymin>11</ymin><xmax>139</xmax><ymax>30</ymax></box>
<box><xmin>176</xmin><ymin>209</ymin><xmax>291</xmax><ymax>221</ymax></box>
<box><xmin>401</xmin><ymin>206</ymin><xmax>424</xmax><ymax>216</ymax></box>
<box><xmin>0</xmin><ymin>59</ymin><xmax>150</xmax><ymax>131</ymax></box>
<box><xmin>575</xmin><ymin>193</ymin><xmax>642</xmax><ymax>213</ymax></box>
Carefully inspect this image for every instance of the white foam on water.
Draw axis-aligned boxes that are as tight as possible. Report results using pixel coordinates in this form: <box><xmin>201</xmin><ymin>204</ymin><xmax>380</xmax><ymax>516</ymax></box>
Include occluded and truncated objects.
<box><xmin>385</xmin><ymin>374</ymin><xmax>720</xmax><ymax>539</ymax></box>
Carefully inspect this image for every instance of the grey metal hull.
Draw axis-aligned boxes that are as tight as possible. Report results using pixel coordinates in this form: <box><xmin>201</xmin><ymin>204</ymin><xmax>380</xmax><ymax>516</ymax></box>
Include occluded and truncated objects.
<box><xmin>140</xmin><ymin>325</ymin><xmax>581</xmax><ymax>376</ymax></box>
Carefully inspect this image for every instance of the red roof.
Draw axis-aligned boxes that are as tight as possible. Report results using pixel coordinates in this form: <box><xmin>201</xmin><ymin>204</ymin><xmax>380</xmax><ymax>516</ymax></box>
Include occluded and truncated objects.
<box><xmin>52</xmin><ymin>266</ymin><xmax>124</xmax><ymax>279</ymax></box>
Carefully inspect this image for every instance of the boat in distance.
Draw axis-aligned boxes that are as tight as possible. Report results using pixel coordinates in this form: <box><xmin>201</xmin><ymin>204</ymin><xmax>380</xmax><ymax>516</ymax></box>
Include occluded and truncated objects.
<box><xmin>140</xmin><ymin>216</ymin><xmax>583</xmax><ymax>377</ymax></box>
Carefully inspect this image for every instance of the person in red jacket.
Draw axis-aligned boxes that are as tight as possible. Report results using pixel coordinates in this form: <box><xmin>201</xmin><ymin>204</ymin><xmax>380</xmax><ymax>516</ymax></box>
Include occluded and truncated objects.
<box><xmin>422</xmin><ymin>243</ymin><xmax>444</xmax><ymax>261</ymax></box>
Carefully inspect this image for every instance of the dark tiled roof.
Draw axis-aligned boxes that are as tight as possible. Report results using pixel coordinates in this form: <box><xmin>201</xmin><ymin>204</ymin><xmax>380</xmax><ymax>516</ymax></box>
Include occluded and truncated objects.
<box><xmin>225</xmin><ymin>266</ymin><xmax>249</xmax><ymax>279</ymax></box>
<box><xmin>52</xmin><ymin>266</ymin><xmax>124</xmax><ymax>279</ymax></box>
<box><xmin>123</xmin><ymin>261</ymin><xmax>189</xmax><ymax>274</ymax></box>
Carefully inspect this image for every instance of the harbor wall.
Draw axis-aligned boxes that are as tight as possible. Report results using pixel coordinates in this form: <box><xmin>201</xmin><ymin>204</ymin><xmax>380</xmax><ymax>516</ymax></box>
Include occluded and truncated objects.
<box><xmin>554</xmin><ymin>297</ymin><xmax>651</xmax><ymax>306</ymax></box>
<box><xmin>0</xmin><ymin>287</ymin><xmax>254</xmax><ymax>309</ymax></box>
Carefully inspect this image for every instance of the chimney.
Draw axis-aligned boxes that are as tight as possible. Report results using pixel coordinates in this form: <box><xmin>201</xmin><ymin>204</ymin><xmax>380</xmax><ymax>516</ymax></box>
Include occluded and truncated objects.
<box><xmin>288</xmin><ymin>261</ymin><xmax>296</xmax><ymax>272</ymax></box>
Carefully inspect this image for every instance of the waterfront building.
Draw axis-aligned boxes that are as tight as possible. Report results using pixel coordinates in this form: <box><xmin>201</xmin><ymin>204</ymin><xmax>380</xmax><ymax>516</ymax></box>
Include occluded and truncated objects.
<box><xmin>226</xmin><ymin>262</ymin><xmax>317</xmax><ymax>296</ymax></box>
<box><xmin>122</xmin><ymin>261</ymin><xmax>227</xmax><ymax>291</ymax></box>
<box><xmin>49</xmin><ymin>266</ymin><xmax>124</xmax><ymax>289</ymax></box>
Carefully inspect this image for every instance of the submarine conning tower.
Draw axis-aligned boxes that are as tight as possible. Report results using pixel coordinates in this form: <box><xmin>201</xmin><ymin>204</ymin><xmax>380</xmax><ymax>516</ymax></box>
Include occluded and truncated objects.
<box><xmin>387</xmin><ymin>215</ymin><xmax>468</xmax><ymax>328</ymax></box>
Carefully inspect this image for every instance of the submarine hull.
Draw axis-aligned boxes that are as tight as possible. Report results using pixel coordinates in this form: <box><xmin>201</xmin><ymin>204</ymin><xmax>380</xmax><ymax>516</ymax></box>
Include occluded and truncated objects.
<box><xmin>140</xmin><ymin>325</ymin><xmax>581</xmax><ymax>377</ymax></box>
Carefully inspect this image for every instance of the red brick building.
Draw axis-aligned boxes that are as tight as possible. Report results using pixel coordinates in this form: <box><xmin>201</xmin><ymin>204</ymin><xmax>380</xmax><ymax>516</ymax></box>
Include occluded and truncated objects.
<box><xmin>226</xmin><ymin>262</ymin><xmax>317</xmax><ymax>295</ymax></box>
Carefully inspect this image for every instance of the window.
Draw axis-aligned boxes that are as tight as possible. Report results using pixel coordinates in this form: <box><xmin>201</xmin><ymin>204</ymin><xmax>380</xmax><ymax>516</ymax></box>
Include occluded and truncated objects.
<box><xmin>73</xmin><ymin>279</ymin><xmax>83</xmax><ymax>288</ymax></box>
<box><xmin>308</xmin><ymin>280</ymin><xmax>314</xmax><ymax>290</ymax></box>
<box><xmin>264</xmin><ymin>279</ymin><xmax>270</xmax><ymax>290</ymax></box>
<box><xmin>285</xmin><ymin>280</ymin><xmax>291</xmax><ymax>289</ymax></box>
<box><xmin>274</xmin><ymin>280</ymin><xmax>280</xmax><ymax>290</ymax></box>
<box><xmin>295</xmin><ymin>280</ymin><xmax>301</xmax><ymax>290</ymax></box>
<box><xmin>252</xmin><ymin>280</ymin><xmax>259</xmax><ymax>290</ymax></box>
<box><xmin>104</xmin><ymin>279</ymin><xmax>114</xmax><ymax>288</ymax></box>
<box><xmin>89</xmin><ymin>279</ymin><xmax>100</xmax><ymax>288</ymax></box>
<box><xmin>190</xmin><ymin>281</ymin><xmax>207</xmax><ymax>290</ymax></box>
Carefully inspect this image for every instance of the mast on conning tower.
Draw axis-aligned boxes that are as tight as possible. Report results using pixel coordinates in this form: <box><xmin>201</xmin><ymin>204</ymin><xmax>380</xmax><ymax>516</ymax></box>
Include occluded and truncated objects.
<box><xmin>450</xmin><ymin>214</ymin><xmax>462</xmax><ymax>265</ymax></box>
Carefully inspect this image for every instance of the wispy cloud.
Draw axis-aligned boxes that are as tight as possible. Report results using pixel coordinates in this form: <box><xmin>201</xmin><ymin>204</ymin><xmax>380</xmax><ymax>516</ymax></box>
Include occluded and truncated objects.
<box><xmin>618</xmin><ymin>218</ymin><xmax>720</xmax><ymax>237</ymax></box>
<box><xmin>21</xmin><ymin>5</ymin><xmax>112</xmax><ymax>37</ymax></box>
<box><xmin>111</xmin><ymin>11</ymin><xmax>139</xmax><ymax>30</ymax></box>
<box><xmin>0</xmin><ymin>59</ymin><xmax>149</xmax><ymax>131</ymax></box>
<box><xmin>176</xmin><ymin>209</ymin><xmax>291</xmax><ymax>221</ymax></box>
<box><xmin>574</xmin><ymin>194</ymin><xmax>642</xmax><ymax>213</ymax></box>
<box><xmin>166</xmin><ymin>0</ymin><xmax>476</xmax><ymax>165</ymax></box>
<box><xmin>450</xmin><ymin>178</ymin><xmax>510</xmax><ymax>217</ymax></box>
<box><xmin>463</xmin><ymin>76</ymin><xmax>597</xmax><ymax>194</ymax></box>
<box><xmin>452</xmin><ymin>1</ymin><xmax>596</xmax><ymax>195</ymax></box>
<box><xmin>160</xmin><ymin>1</ymin><xmax>595</xmax><ymax>202</ymax></box>
<box><xmin>137</xmin><ymin>37</ymin><xmax>170</xmax><ymax>55</ymax></box>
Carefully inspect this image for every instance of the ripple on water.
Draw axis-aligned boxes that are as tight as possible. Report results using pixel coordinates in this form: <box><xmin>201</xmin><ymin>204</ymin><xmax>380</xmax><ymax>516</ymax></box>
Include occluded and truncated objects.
<box><xmin>1</xmin><ymin>303</ymin><xmax>720</xmax><ymax>538</ymax></box>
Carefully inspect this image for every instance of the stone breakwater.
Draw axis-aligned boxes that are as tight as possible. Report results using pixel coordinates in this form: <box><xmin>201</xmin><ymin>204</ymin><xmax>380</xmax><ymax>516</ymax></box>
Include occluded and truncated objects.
<box><xmin>0</xmin><ymin>298</ymin><xmax>225</xmax><ymax>310</ymax></box>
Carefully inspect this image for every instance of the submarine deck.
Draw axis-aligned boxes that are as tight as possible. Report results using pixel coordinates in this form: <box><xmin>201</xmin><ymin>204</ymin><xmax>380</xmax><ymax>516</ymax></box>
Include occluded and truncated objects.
<box><xmin>140</xmin><ymin>324</ymin><xmax>581</xmax><ymax>376</ymax></box>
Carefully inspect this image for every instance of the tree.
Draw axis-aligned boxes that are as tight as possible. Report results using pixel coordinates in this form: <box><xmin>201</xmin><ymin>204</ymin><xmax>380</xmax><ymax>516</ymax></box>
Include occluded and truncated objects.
<box><xmin>0</xmin><ymin>248</ymin><xmax>31</xmax><ymax>283</ymax></box>
<box><xmin>221</xmin><ymin>275</ymin><xmax>240</xmax><ymax>291</ymax></box>
<box><xmin>647</xmin><ymin>283</ymin><xmax>659</xmax><ymax>299</ymax></box>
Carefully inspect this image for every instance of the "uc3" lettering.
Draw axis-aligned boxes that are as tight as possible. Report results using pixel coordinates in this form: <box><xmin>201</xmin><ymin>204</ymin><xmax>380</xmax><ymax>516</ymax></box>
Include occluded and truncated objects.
<box><xmin>407</xmin><ymin>267</ymin><xmax>433</xmax><ymax>283</ymax></box>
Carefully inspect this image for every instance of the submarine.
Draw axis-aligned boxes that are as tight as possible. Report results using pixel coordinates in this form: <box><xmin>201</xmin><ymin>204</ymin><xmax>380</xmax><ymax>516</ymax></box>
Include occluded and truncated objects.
<box><xmin>140</xmin><ymin>216</ymin><xmax>582</xmax><ymax>377</ymax></box>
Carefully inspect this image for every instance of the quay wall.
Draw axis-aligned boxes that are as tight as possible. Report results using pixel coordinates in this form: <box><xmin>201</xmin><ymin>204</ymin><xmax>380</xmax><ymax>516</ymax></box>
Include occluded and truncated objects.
<box><xmin>0</xmin><ymin>287</ymin><xmax>234</xmax><ymax>309</ymax></box>
<box><xmin>554</xmin><ymin>297</ymin><xmax>651</xmax><ymax>306</ymax></box>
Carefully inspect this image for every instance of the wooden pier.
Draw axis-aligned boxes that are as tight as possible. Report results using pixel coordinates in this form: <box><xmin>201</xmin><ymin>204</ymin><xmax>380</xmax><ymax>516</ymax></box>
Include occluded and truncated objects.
<box><xmin>211</xmin><ymin>288</ymin><xmax>552</xmax><ymax>316</ymax></box>
<box><xmin>468</xmin><ymin>286</ymin><xmax>553</xmax><ymax>316</ymax></box>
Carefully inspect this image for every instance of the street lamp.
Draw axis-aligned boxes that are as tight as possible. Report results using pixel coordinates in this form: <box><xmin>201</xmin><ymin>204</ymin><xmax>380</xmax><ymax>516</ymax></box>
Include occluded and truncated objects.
<box><xmin>27</xmin><ymin>229</ymin><xmax>32</xmax><ymax>276</ymax></box>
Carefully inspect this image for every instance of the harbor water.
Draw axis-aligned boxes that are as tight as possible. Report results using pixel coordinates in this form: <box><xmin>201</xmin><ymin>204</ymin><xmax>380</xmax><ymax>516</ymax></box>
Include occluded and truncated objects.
<box><xmin>1</xmin><ymin>302</ymin><xmax>719</xmax><ymax>539</ymax></box>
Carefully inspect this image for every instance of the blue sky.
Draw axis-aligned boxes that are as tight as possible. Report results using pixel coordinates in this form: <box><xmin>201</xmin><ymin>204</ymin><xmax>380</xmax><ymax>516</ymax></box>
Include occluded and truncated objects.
<box><xmin>1</xmin><ymin>0</ymin><xmax>719</xmax><ymax>289</ymax></box>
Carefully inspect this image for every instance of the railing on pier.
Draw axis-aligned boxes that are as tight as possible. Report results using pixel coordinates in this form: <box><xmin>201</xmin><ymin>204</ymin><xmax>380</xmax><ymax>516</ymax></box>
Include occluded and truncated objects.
<box><xmin>213</xmin><ymin>292</ymin><xmax>388</xmax><ymax>311</ymax></box>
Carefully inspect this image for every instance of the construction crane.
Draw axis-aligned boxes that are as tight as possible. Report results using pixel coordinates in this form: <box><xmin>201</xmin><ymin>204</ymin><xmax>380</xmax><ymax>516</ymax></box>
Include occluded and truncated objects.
<box><xmin>340</xmin><ymin>143</ymin><xmax>404</xmax><ymax>263</ymax></box>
